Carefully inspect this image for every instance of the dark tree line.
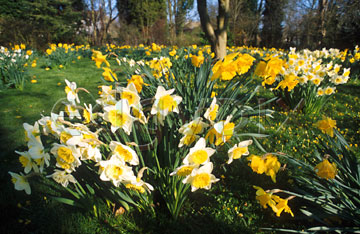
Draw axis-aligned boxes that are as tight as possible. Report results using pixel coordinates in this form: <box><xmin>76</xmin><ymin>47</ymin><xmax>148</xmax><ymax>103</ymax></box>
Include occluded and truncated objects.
<box><xmin>0</xmin><ymin>0</ymin><xmax>359</xmax><ymax>49</ymax></box>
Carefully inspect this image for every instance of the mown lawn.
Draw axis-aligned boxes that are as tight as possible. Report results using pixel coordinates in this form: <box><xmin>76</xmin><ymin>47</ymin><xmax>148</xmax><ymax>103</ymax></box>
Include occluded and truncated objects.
<box><xmin>1</xmin><ymin>57</ymin><xmax>359</xmax><ymax>233</ymax></box>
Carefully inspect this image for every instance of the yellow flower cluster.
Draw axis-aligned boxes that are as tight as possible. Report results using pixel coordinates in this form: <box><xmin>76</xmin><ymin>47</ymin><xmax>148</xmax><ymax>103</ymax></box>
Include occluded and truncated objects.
<box><xmin>211</xmin><ymin>53</ymin><xmax>256</xmax><ymax>81</ymax></box>
<box><xmin>248</xmin><ymin>154</ymin><xmax>281</xmax><ymax>183</ymax></box>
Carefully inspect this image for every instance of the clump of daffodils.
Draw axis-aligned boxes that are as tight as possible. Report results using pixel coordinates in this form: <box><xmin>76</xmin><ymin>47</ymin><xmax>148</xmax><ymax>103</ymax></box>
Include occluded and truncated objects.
<box><xmin>248</xmin><ymin>154</ymin><xmax>281</xmax><ymax>183</ymax></box>
<box><xmin>253</xmin><ymin>186</ymin><xmax>294</xmax><ymax>217</ymax></box>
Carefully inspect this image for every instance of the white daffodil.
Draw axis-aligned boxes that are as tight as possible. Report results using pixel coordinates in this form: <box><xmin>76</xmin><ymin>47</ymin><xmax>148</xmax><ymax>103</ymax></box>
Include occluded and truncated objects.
<box><xmin>124</xmin><ymin>167</ymin><xmax>154</xmax><ymax>193</ymax></box>
<box><xmin>65</xmin><ymin>79</ymin><xmax>80</xmax><ymax>105</ymax></box>
<box><xmin>119</xmin><ymin>82</ymin><xmax>141</xmax><ymax>107</ymax></box>
<box><xmin>183</xmin><ymin>138</ymin><xmax>215</xmax><ymax>165</ymax></box>
<box><xmin>179</xmin><ymin>117</ymin><xmax>209</xmax><ymax>136</ymax></box>
<box><xmin>178</xmin><ymin>134</ymin><xmax>199</xmax><ymax>148</ymax></box>
<box><xmin>151</xmin><ymin>86</ymin><xmax>182</xmax><ymax>125</ymax></box>
<box><xmin>170</xmin><ymin>164</ymin><xmax>197</xmax><ymax>177</ymax></box>
<box><xmin>83</xmin><ymin>103</ymin><xmax>95</xmax><ymax>124</ymax></box>
<box><xmin>64</xmin><ymin>79</ymin><xmax>79</xmax><ymax>104</ymax></box>
<box><xmin>48</xmin><ymin>169</ymin><xmax>77</xmax><ymax>187</ymax></box>
<box><xmin>204</xmin><ymin>97</ymin><xmax>219</xmax><ymax>123</ymax></box>
<box><xmin>23</xmin><ymin>122</ymin><xmax>41</xmax><ymax>143</ymax></box>
<box><xmin>38</xmin><ymin>112</ymin><xmax>65</xmax><ymax>137</ymax></box>
<box><xmin>50</xmin><ymin>144</ymin><xmax>81</xmax><ymax>172</ymax></box>
<box><xmin>98</xmin><ymin>155</ymin><xmax>135</xmax><ymax>187</ymax></box>
<box><xmin>27</xmin><ymin>135</ymin><xmax>49</xmax><ymax>162</ymax></box>
<box><xmin>227</xmin><ymin>140</ymin><xmax>253</xmax><ymax>164</ymax></box>
<box><xmin>103</xmin><ymin>99</ymin><xmax>135</xmax><ymax>134</ymax></box>
<box><xmin>131</xmin><ymin>105</ymin><xmax>147</xmax><ymax>124</ymax></box>
<box><xmin>59</xmin><ymin>127</ymin><xmax>82</xmax><ymax>145</ymax></box>
<box><xmin>109</xmin><ymin>141</ymin><xmax>139</xmax><ymax>166</ymax></box>
<box><xmin>96</xmin><ymin>85</ymin><xmax>116</xmax><ymax>107</ymax></box>
<box><xmin>9</xmin><ymin>172</ymin><xmax>31</xmax><ymax>195</ymax></box>
<box><xmin>79</xmin><ymin>145</ymin><xmax>102</xmax><ymax>162</ymax></box>
<box><xmin>213</xmin><ymin>115</ymin><xmax>235</xmax><ymax>146</ymax></box>
<box><xmin>15</xmin><ymin>151</ymin><xmax>39</xmax><ymax>174</ymax></box>
<box><xmin>65</xmin><ymin>104</ymin><xmax>82</xmax><ymax>120</ymax></box>
<box><xmin>182</xmin><ymin>162</ymin><xmax>219</xmax><ymax>192</ymax></box>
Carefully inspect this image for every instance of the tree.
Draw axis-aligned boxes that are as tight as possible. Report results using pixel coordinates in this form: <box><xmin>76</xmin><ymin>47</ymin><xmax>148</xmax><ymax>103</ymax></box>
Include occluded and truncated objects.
<box><xmin>0</xmin><ymin>0</ymin><xmax>85</xmax><ymax>48</ymax></box>
<box><xmin>228</xmin><ymin>0</ymin><xmax>263</xmax><ymax>46</ymax></box>
<box><xmin>197</xmin><ymin>0</ymin><xmax>230</xmax><ymax>60</ymax></box>
<box><xmin>260</xmin><ymin>0</ymin><xmax>287</xmax><ymax>48</ymax></box>
<box><xmin>117</xmin><ymin>0</ymin><xmax>167</xmax><ymax>44</ymax></box>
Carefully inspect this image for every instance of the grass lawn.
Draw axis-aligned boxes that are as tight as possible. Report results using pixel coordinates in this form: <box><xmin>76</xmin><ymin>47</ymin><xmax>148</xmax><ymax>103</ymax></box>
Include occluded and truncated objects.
<box><xmin>1</xmin><ymin>57</ymin><xmax>359</xmax><ymax>233</ymax></box>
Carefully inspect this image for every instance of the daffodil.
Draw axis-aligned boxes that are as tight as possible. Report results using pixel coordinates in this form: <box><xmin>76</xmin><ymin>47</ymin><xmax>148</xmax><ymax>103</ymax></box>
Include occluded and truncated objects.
<box><xmin>170</xmin><ymin>165</ymin><xmax>197</xmax><ymax>177</ymax></box>
<box><xmin>227</xmin><ymin>140</ymin><xmax>253</xmax><ymax>164</ymax></box>
<box><xmin>96</xmin><ymin>85</ymin><xmax>116</xmax><ymax>106</ymax></box>
<box><xmin>48</xmin><ymin>169</ymin><xmax>77</xmax><ymax>187</ymax></box>
<box><xmin>92</xmin><ymin>50</ymin><xmax>110</xmax><ymax>68</ymax></box>
<box><xmin>204</xmin><ymin>97</ymin><xmax>219</xmax><ymax>123</ymax></box>
<box><xmin>50</xmin><ymin>144</ymin><xmax>81</xmax><ymax>172</ymax></box>
<box><xmin>119</xmin><ymin>82</ymin><xmax>141</xmax><ymax>107</ymax></box>
<box><xmin>179</xmin><ymin>117</ymin><xmax>209</xmax><ymax>136</ymax></box>
<box><xmin>213</xmin><ymin>115</ymin><xmax>235</xmax><ymax>146</ymax></box>
<box><xmin>211</xmin><ymin>53</ymin><xmax>239</xmax><ymax>81</ymax></box>
<box><xmin>98</xmin><ymin>155</ymin><xmax>135</xmax><ymax>187</ymax></box>
<box><xmin>102</xmin><ymin>67</ymin><xmax>118</xmax><ymax>82</ymax></box>
<box><xmin>178</xmin><ymin>134</ymin><xmax>199</xmax><ymax>147</ymax></box>
<box><xmin>248</xmin><ymin>155</ymin><xmax>266</xmax><ymax>174</ymax></box>
<box><xmin>103</xmin><ymin>99</ymin><xmax>134</xmax><ymax>134</ymax></box>
<box><xmin>16</xmin><ymin>151</ymin><xmax>39</xmax><ymax>174</ymax></box>
<box><xmin>272</xmin><ymin>196</ymin><xmax>294</xmax><ymax>217</ymax></box>
<box><xmin>264</xmin><ymin>154</ymin><xmax>281</xmax><ymax>183</ymax></box>
<box><xmin>182</xmin><ymin>162</ymin><xmax>219</xmax><ymax>192</ymax></box>
<box><xmin>314</xmin><ymin>117</ymin><xmax>336</xmax><ymax>137</ymax></box>
<box><xmin>253</xmin><ymin>186</ymin><xmax>277</xmax><ymax>209</ymax></box>
<box><xmin>151</xmin><ymin>86</ymin><xmax>182</xmax><ymax>125</ymax></box>
<box><xmin>124</xmin><ymin>167</ymin><xmax>153</xmax><ymax>193</ymax></box>
<box><xmin>83</xmin><ymin>103</ymin><xmax>94</xmax><ymax>124</ymax></box>
<box><xmin>9</xmin><ymin>172</ymin><xmax>31</xmax><ymax>195</ymax></box>
<box><xmin>23</xmin><ymin>122</ymin><xmax>41</xmax><ymax>143</ymax></box>
<box><xmin>128</xmin><ymin>74</ymin><xmax>149</xmax><ymax>93</ymax></box>
<box><xmin>314</xmin><ymin>159</ymin><xmax>337</xmax><ymax>179</ymax></box>
<box><xmin>65</xmin><ymin>79</ymin><xmax>80</xmax><ymax>105</ymax></box>
<box><xmin>65</xmin><ymin>104</ymin><xmax>82</xmax><ymax>120</ymax></box>
<box><xmin>109</xmin><ymin>141</ymin><xmax>139</xmax><ymax>166</ymax></box>
<box><xmin>183</xmin><ymin>138</ymin><xmax>215</xmax><ymax>165</ymax></box>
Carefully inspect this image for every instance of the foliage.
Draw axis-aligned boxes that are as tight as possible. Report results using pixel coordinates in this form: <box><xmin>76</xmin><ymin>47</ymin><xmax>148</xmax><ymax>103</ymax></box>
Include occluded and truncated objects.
<box><xmin>0</xmin><ymin>0</ymin><xmax>85</xmax><ymax>49</ymax></box>
<box><xmin>0</xmin><ymin>45</ymin><xmax>34</xmax><ymax>90</ymax></box>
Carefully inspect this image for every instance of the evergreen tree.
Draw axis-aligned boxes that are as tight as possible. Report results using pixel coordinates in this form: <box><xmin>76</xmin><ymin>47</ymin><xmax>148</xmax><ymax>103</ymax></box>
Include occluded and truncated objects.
<box><xmin>260</xmin><ymin>0</ymin><xmax>286</xmax><ymax>48</ymax></box>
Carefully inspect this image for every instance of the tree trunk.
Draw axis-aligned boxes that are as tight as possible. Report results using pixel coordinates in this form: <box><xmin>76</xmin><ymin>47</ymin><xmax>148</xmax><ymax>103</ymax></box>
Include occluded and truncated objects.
<box><xmin>197</xmin><ymin>0</ymin><xmax>229</xmax><ymax>60</ymax></box>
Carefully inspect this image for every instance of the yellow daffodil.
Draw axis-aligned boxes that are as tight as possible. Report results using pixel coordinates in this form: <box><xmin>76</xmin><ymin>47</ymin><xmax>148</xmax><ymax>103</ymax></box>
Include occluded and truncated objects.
<box><xmin>253</xmin><ymin>186</ymin><xmax>277</xmax><ymax>209</ymax></box>
<box><xmin>272</xmin><ymin>196</ymin><xmax>294</xmax><ymax>217</ymax></box>
<box><xmin>314</xmin><ymin>158</ymin><xmax>337</xmax><ymax>179</ymax></box>
<box><xmin>264</xmin><ymin>154</ymin><xmax>281</xmax><ymax>183</ymax></box>
<box><xmin>314</xmin><ymin>117</ymin><xmax>336</xmax><ymax>137</ymax></box>
<box><xmin>92</xmin><ymin>50</ymin><xmax>110</xmax><ymax>68</ymax></box>
<box><xmin>102</xmin><ymin>67</ymin><xmax>118</xmax><ymax>82</ymax></box>
<box><xmin>128</xmin><ymin>75</ymin><xmax>149</xmax><ymax>93</ymax></box>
